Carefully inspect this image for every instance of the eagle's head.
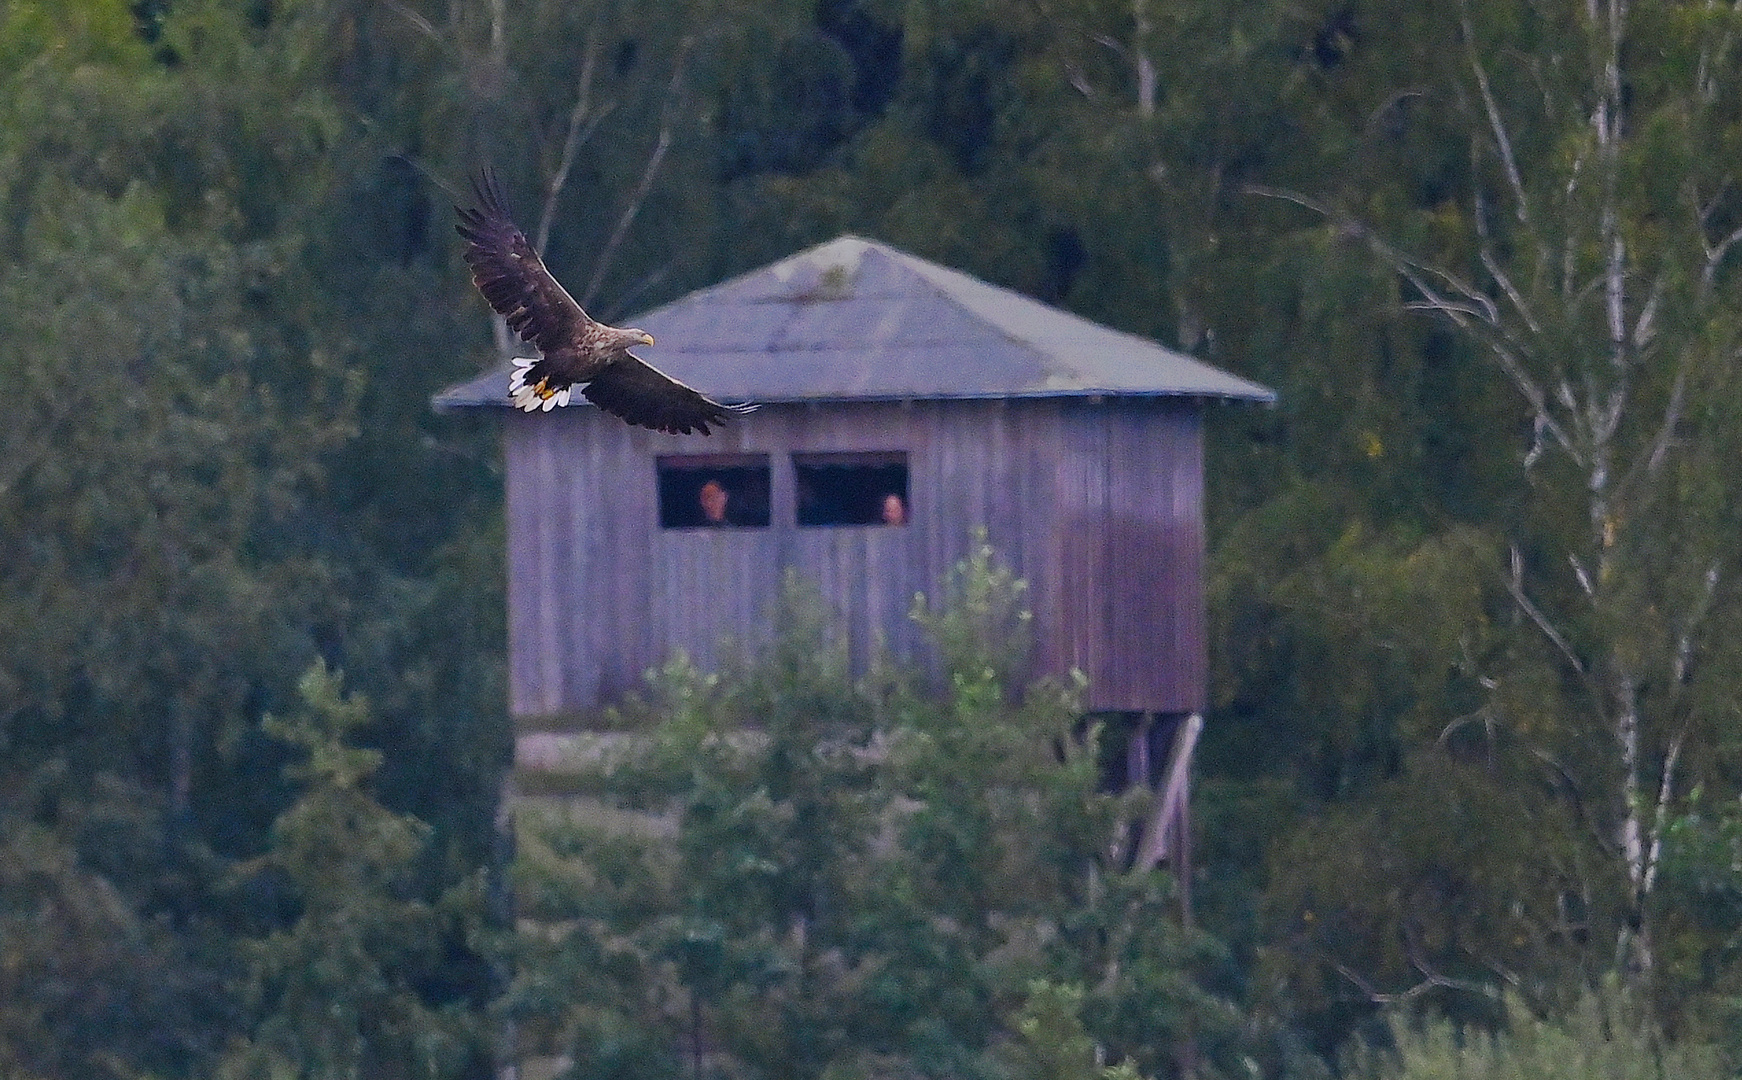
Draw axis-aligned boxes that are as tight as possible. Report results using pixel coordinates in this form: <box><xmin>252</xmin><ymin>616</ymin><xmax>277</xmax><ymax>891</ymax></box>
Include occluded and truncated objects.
<box><xmin>612</xmin><ymin>327</ymin><xmax>656</xmax><ymax>351</ymax></box>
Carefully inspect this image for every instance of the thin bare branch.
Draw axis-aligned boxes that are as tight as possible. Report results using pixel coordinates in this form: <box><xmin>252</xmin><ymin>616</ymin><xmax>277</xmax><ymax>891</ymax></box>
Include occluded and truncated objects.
<box><xmin>488</xmin><ymin>0</ymin><xmax>506</xmax><ymax>72</ymax></box>
<box><xmin>1631</xmin><ymin>274</ymin><xmax>1663</xmax><ymax>347</ymax></box>
<box><xmin>1702</xmin><ymin>222</ymin><xmax>1742</xmax><ymax>289</ymax></box>
<box><xmin>1064</xmin><ymin>61</ymin><xmax>1096</xmax><ymax>99</ymax></box>
<box><xmin>1468</xmin><ymin>949</ymin><xmax>1526</xmax><ymax>992</ymax></box>
<box><xmin>1243</xmin><ymin>184</ymin><xmax>1501</xmax><ymax>322</ymax></box>
<box><xmin>598</xmin><ymin>261</ymin><xmax>675</xmax><ymax>324</ymax></box>
<box><xmin>1481</xmin><ymin>336</ymin><xmax>1582</xmax><ymax>463</ymax></box>
<box><xmin>1244</xmin><ymin>182</ymin><xmax>1581</xmax><ymax>462</ymax></box>
<box><xmin>380</xmin><ymin>0</ymin><xmax>439</xmax><ymax>40</ymax></box>
<box><xmin>1620</xmin><ymin>365</ymin><xmax>1685</xmax><ymax>488</ymax></box>
<box><xmin>388</xmin><ymin>151</ymin><xmax>460</xmax><ymax>203</ymax></box>
<box><xmin>1090</xmin><ymin>32</ymin><xmax>1130</xmax><ymax>61</ymax></box>
<box><xmin>1674</xmin><ymin>562</ymin><xmax>1721</xmax><ymax>686</ymax></box>
<box><xmin>1364</xmin><ymin>89</ymin><xmax>1427</xmax><ymax>136</ymax></box>
<box><xmin>1332</xmin><ymin>947</ymin><xmax>1498</xmax><ymax>1007</ymax></box>
<box><xmin>1132</xmin><ymin>0</ymin><xmax>1156</xmax><ymax>116</ymax></box>
<box><xmin>1462</xmin><ymin>7</ymin><xmax>1531</xmax><ymax>225</ymax></box>
<box><xmin>580</xmin><ymin>37</ymin><xmax>695</xmax><ymax>309</ymax></box>
<box><xmin>1528</xmin><ymin>744</ymin><xmax>1619</xmax><ymax>859</ymax></box>
<box><xmin>1405</xmin><ymin>944</ymin><xmax>1498</xmax><ymax>1000</ymax></box>
<box><xmin>1398</xmin><ymin>296</ymin><xmax>1495</xmax><ymax>321</ymax></box>
<box><xmin>1506</xmin><ymin>544</ymin><xmax>1586</xmax><ymax>673</ymax></box>
<box><xmin>1640</xmin><ymin>724</ymin><xmax>1686</xmax><ymax>900</ymax></box>
<box><xmin>1437</xmin><ymin>706</ymin><xmax>1497</xmax><ymax>745</ymax></box>
<box><xmin>1570</xmin><ymin>554</ymin><xmax>1596</xmax><ymax>597</ymax></box>
<box><xmin>1478</xmin><ymin>247</ymin><xmax>1541</xmax><ymax>334</ymax></box>
<box><xmin>536</xmin><ymin>32</ymin><xmax>607</xmax><ymax>255</ymax></box>
<box><xmin>1333</xmin><ymin>963</ymin><xmax>1440</xmax><ymax>1006</ymax></box>
<box><xmin>1697</xmin><ymin>179</ymin><xmax>1730</xmax><ymax>230</ymax></box>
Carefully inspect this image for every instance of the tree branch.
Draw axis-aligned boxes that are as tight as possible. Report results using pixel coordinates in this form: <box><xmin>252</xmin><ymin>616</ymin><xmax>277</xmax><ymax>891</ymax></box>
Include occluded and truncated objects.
<box><xmin>1244</xmin><ymin>182</ymin><xmax>1582</xmax><ymax>463</ymax></box>
<box><xmin>1479</xmin><ymin>246</ymin><xmax>1542</xmax><ymax>335</ymax></box>
<box><xmin>1132</xmin><ymin>0</ymin><xmax>1156</xmax><ymax>116</ymax></box>
<box><xmin>580</xmin><ymin>36</ymin><xmax>694</xmax><ymax>310</ymax></box>
<box><xmin>1461</xmin><ymin>6</ymin><xmax>1531</xmax><ymax>227</ymax></box>
<box><xmin>536</xmin><ymin>32</ymin><xmax>613</xmax><ymax>255</ymax></box>
<box><xmin>599</xmin><ymin>261</ymin><xmax>675</xmax><ymax>324</ymax></box>
<box><xmin>1640</xmin><ymin>724</ymin><xmax>1686</xmax><ymax>900</ymax></box>
<box><xmin>1505</xmin><ymin>544</ymin><xmax>1585</xmax><ymax>674</ymax></box>
<box><xmin>1701</xmin><ymin>220</ymin><xmax>1742</xmax><ymax>290</ymax></box>
<box><xmin>1631</xmin><ymin>274</ymin><xmax>1663</xmax><ymax>348</ymax></box>
<box><xmin>1618</xmin><ymin>365</ymin><xmax>1685</xmax><ymax>492</ymax></box>
<box><xmin>1332</xmin><ymin>944</ymin><xmax>1498</xmax><ymax>1007</ymax></box>
<box><xmin>381</xmin><ymin>0</ymin><xmax>437</xmax><ymax>39</ymax></box>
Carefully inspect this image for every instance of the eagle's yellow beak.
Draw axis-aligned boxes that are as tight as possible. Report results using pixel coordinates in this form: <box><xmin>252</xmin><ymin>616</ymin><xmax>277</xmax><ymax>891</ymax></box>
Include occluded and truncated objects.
<box><xmin>640</xmin><ymin>332</ymin><xmax>655</xmax><ymax>346</ymax></box>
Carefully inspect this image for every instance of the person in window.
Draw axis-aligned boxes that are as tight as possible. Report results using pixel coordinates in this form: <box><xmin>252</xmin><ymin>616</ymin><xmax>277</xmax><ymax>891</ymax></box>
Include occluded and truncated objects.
<box><xmin>698</xmin><ymin>479</ymin><xmax>731</xmax><ymax>525</ymax></box>
<box><xmin>880</xmin><ymin>492</ymin><xmax>907</xmax><ymax>526</ymax></box>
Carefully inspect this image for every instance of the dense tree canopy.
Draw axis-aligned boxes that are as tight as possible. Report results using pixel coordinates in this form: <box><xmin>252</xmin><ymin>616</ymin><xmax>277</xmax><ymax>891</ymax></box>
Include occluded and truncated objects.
<box><xmin>6</xmin><ymin>0</ymin><xmax>1742</xmax><ymax>1076</ymax></box>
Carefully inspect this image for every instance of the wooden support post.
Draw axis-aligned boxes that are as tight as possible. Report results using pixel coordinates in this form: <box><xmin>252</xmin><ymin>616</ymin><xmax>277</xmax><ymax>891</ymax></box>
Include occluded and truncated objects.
<box><xmin>1132</xmin><ymin>713</ymin><xmax>1201</xmax><ymax>921</ymax></box>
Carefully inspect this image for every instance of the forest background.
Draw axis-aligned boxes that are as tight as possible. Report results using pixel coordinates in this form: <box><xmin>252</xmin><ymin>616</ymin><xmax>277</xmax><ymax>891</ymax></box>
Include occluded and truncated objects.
<box><xmin>7</xmin><ymin>0</ymin><xmax>1742</xmax><ymax>1078</ymax></box>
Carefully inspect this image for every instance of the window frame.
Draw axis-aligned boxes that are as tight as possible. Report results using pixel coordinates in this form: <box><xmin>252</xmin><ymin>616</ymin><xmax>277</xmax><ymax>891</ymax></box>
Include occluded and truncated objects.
<box><xmin>656</xmin><ymin>453</ymin><xmax>773</xmax><ymax>529</ymax></box>
<box><xmin>792</xmin><ymin>450</ymin><xmax>911</xmax><ymax>528</ymax></box>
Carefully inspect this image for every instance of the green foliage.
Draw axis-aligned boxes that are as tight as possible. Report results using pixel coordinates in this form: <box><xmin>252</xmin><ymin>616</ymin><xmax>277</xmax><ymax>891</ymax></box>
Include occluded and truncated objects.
<box><xmin>911</xmin><ymin>528</ymin><xmax>1038</xmax><ymax>691</ymax></box>
<box><xmin>1652</xmin><ymin>787</ymin><xmax>1742</xmax><ymax>1050</ymax></box>
<box><xmin>514</xmin><ymin>551</ymin><xmax>1231</xmax><ymax>1080</ymax></box>
<box><xmin>219</xmin><ymin>663</ymin><xmax>489</xmax><ymax>1080</ymax></box>
<box><xmin>997</xmin><ymin>981</ymin><xmax>1148</xmax><ymax>1080</ymax></box>
<box><xmin>0</xmin><ymin>768</ymin><xmax>228</xmax><ymax>1080</ymax></box>
<box><xmin>0</xmin><ymin>8</ymin><xmax>510</xmax><ymax>1071</ymax></box>
<box><xmin>1176</xmin><ymin>0</ymin><xmax>1742</xmax><ymax>1054</ymax></box>
<box><xmin>9</xmin><ymin>0</ymin><xmax>1742</xmax><ymax>1073</ymax></box>
<box><xmin>1346</xmin><ymin>990</ymin><xmax>1727</xmax><ymax>1080</ymax></box>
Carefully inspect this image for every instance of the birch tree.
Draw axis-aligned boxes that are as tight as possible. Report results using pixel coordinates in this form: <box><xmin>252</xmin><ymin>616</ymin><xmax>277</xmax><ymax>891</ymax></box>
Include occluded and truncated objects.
<box><xmin>1250</xmin><ymin>0</ymin><xmax>1742</xmax><ymax>1006</ymax></box>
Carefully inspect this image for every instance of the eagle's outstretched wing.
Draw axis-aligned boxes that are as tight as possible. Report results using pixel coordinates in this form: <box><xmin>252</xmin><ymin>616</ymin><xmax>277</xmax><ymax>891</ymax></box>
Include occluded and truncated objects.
<box><xmin>582</xmin><ymin>353</ymin><xmax>757</xmax><ymax>436</ymax></box>
<box><xmin>457</xmin><ymin>168</ymin><xmax>754</xmax><ymax>433</ymax></box>
<box><xmin>454</xmin><ymin>170</ymin><xmax>590</xmax><ymax>356</ymax></box>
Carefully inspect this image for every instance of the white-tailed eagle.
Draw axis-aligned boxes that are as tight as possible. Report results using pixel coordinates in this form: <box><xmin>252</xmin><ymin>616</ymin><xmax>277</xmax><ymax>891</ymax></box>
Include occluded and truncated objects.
<box><xmin>455</xmin><ymin>170</ymin><xmax>751</xmax><ymax>434</ymax></box>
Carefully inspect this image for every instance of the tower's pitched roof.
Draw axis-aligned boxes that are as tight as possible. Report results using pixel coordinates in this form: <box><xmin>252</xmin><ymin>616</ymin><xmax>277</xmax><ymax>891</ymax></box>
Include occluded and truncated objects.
<box><xmin>434</xmin><ymin>235</ymin><xmax>1275</xmax><ymax>409</ymax></box>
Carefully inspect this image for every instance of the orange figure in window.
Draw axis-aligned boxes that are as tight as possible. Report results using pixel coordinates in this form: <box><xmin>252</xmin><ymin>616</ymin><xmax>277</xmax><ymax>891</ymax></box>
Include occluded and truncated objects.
<box><xmin>699</xmin><ymin>479</ymin><xmax>730</xmax><ymax>525</ymax></box>
<box><xmin>880</xmin><ymin>492</ymin><xmax>907</xmax><ymax>526</ymax></box>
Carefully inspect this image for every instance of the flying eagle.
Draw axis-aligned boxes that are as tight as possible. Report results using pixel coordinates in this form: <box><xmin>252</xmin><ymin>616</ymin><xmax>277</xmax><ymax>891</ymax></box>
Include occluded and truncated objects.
<box><xmin>455</xmin><ymin>170</ymin><xmax>751</xmax><ymax>434</ymax></box>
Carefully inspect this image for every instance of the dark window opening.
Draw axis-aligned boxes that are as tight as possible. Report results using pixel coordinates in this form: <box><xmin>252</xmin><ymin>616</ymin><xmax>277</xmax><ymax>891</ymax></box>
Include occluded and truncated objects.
<box><xmin>795</xmin><ymin>452</ymin><xmax>908</xmax><ymax>527</ymax></box>
<box><xmin>658</xmin><ymin>455</ymin><xmax>771</xmax><ymax>528</ymax></box>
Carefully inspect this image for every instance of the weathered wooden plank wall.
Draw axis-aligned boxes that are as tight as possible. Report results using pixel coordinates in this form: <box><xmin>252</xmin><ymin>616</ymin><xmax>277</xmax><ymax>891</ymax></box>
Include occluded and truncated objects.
<box><xmin>504</xmin><ymin>397</ymin><xmax>1204</xmax><ymax>717</ymax></box>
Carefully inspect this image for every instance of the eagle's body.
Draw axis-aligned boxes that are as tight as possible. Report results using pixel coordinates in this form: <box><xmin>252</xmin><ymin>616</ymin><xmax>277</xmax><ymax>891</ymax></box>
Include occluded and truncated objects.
<box><xmin>455</xmin><ymin>171</ymin><xmax>750</xmax><ymax>434</ymax></box>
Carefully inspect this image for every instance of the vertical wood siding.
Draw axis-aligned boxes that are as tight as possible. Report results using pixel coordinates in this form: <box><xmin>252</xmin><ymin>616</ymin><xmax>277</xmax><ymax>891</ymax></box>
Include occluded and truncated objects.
<box><xmin>504</xmin><ymin>398</ymin><xmax>1205</xmax><ymax>716</ymax></box>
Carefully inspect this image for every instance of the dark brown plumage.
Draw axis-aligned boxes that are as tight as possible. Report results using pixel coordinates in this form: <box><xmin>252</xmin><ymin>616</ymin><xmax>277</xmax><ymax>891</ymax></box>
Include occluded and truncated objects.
<box><xmin>454</xmin><ymin>170</ymin><xmax>751</xmax><ymax>434</ymax></box>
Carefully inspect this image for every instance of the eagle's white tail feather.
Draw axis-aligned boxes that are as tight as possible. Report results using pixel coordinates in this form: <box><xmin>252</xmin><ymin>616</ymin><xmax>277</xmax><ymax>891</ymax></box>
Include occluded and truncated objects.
<box><xmin>508</xmin><ymin>356</ymin><xmax>563</xmax><ymax>412</ymax></box>
<box><xmin>506</xmin><ymin>356</ymin><xmax>579</xmax><ymax>412</ymax></box>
